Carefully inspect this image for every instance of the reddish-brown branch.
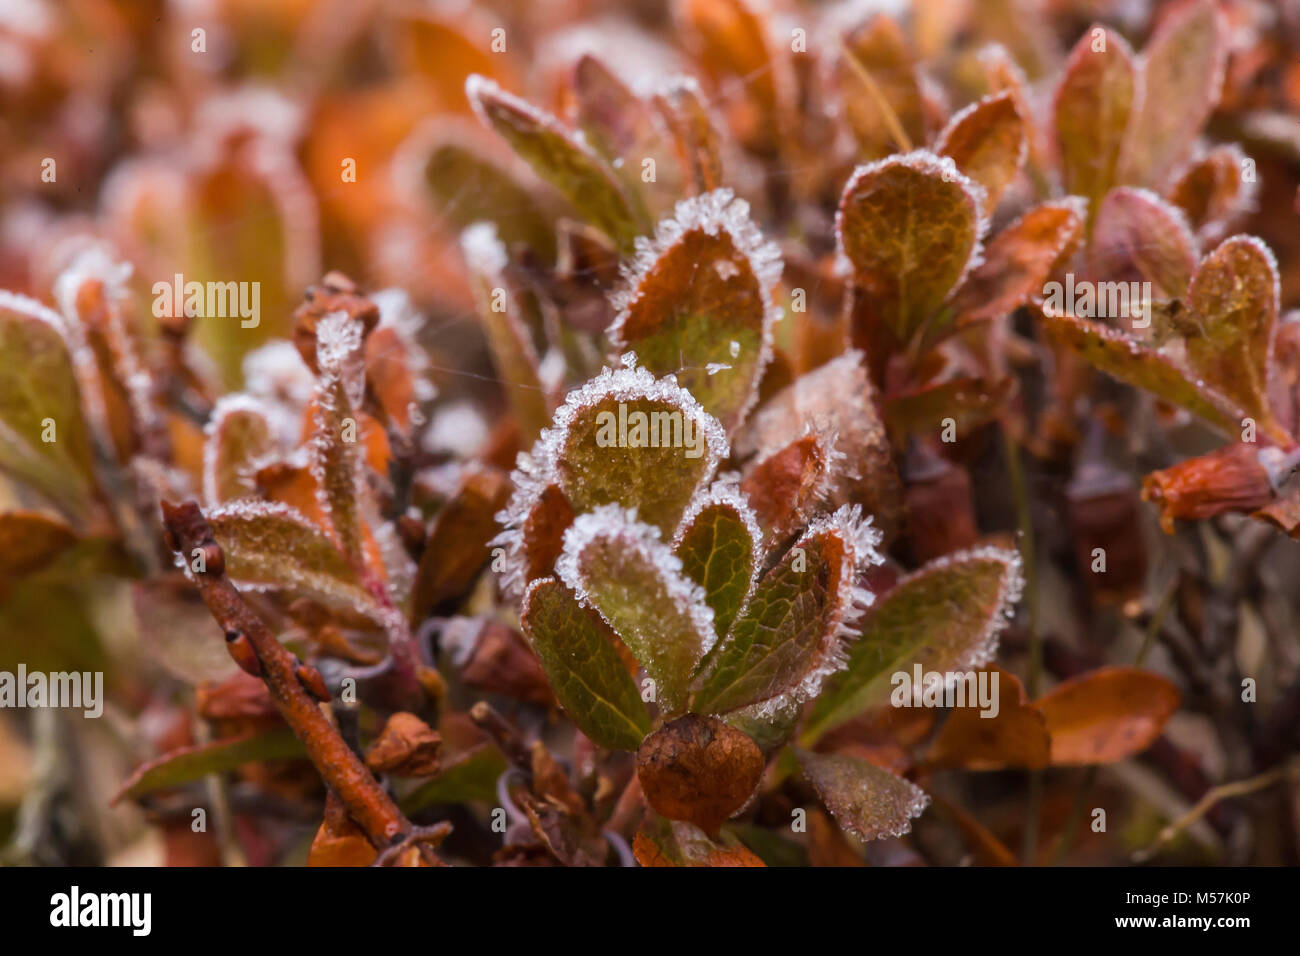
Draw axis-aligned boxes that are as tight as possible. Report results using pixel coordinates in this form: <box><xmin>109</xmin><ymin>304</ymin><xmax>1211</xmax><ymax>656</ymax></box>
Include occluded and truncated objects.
<box><xmin>161</xmin><ymin>499</ymin><xmax>428</xmax><ymax>855</ymax></box>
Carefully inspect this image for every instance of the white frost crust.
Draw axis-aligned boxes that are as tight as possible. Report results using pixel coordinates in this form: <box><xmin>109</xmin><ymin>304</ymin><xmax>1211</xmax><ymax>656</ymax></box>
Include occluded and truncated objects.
<box><xmin>556</xmin><ymin>503</ymin><xmax>719</xmax><ymax>656</ymax></box>
<box><xmin>202</xmin><ymin>394</ymin><xmax>276</xmax><ymax>507</ymax></box>
<box><xmin>242</xmin><ymin>340</ymin><xmax>315</xmax><ymax>445</ymax></box>
<box><xmin>608</xmin><ymin>190</ymin><xmax>784</xmax><ymax>423</ymax></box>
<box><xmin>737</xmin><ymin>504</ymin><xmax>885</xmax><ymax>722</ymax></box>
<box><xmin>459</xmin><ymin>221</ymin><xmax>510</xmax><ymax>278</ymax></box>
<box><xmin>836</xmin><ymin>149</ymin><xmax>990</xmax><ymax>301</ymax></box>
<box><xmin>673</xmin><ymin>480</ymin><xmax>766</xmax><ymax>626</ymax></box>
<box><xmin>493</xmin><ymin>359</ymin><xmax>728</xmax><ymax>600</ymax></box>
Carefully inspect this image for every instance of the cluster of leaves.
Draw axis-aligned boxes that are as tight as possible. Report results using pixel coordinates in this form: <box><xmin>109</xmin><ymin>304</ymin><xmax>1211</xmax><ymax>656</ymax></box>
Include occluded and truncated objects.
<box><xmin>2</xmin><ymin>0</ymin><xmax>1300</xmax><ymax>867</ymax></box>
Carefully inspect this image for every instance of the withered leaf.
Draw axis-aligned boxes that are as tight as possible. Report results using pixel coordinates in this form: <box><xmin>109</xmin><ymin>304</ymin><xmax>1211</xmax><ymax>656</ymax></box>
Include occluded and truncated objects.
<box><xmin>413</xmin><ymin>464</ymin><xmax>511</xmax><ymax>619</ymax></box>
<box><xmin>803</xmin><ymin>547</ymin><xmax>1023</xmax><ymax>743</ymax></box>
<box><xmin>633</xmin><ymin>814</ymin><xmax>765</xmax><ymax>866</ymax></box>
<box><xmin>365</xmin><ymin>712</ymin><xmax>442</xmax><ymax>777</ymax></box>
<box><xmin>520</xmin><ymin>578</ymin><xmax>651</xmax><ymax>751</ymax></box>
<box><xmin>927</xmin><ymin>666</ymin><xmax>1050</xmax><ymax>770</ymax></box>
<box><xmin>795</xmin><ymin>748</ymin><xmax>929</xmax><ymax>843</ymax></box>
<box><xmin>636</xmin><ymin>714</ymin><xmax>764</xmax><ymax>835</ymax></box>
<box><xmin>1037</xmin><ymin>667</ymin><xmax>1180</xmax><ymax>765</ymax></box>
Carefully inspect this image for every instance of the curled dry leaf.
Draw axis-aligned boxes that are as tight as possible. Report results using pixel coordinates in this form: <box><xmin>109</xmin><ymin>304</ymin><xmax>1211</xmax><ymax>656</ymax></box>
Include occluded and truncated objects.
<box><xmin>636</xmin><ymin>714</ymin><xmax>764</xmax><ymax>835</ymax></box>
<box><xmin>1036</xmin><ymin>667</ymin><xmax>1180</xmax><ymax>765</ymax></box>
<box><xmin>1141</xmin><ymin>442</ymin><xmax>1275</xmax><ymax>533</ymax></box>
<box><xmin>365</xmin><ymin>712</ymin><xmax>442</xmax><ymax>777</ymax></box>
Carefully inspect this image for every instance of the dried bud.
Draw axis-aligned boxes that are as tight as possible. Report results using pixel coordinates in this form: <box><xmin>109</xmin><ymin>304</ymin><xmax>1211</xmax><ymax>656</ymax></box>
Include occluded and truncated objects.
<box><xmin>636</xmin><ymin>714</ymin><xmax>764</xmax><ymax>837</ymax></box>
<box><xmin>296</xmin><ymin>663</ymin><xmax>331</xmax><ymax>702</ymax></box>
<box><xmin>1142</xmin><ymin>443</ymin><xmax>1275</xmax><ymax>533</ymax></box>
<box><xmin>365</xmin><ymin>712</ymin><xmax>442</xmax><ymax>777</ymax></box>
<box><xmin>292</xmin><ymin>271</ymin><xmax>379</xmax><ymax>374</ymax></box>
<box><xmin>224</xmin><ymin>630</ymin><xmax>262</xmax><ymax>677</ymax></box>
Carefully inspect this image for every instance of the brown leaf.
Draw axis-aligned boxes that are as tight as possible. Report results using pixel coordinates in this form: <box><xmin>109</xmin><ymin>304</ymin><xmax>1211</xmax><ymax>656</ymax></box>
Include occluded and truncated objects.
<box><xmin>0</xmin><ymin>510</ymin><xmax>77</xmax><ymax>579</ymax></box>
<box><xmin>739</xmin><ymin>432</ymin><xmax>829</xmax><ymax>545</ymax></box>
<box><xmin>1142</xmin><ymin>443</ymin><xmax>1275</xmax><ymax>534</ymax></box>
<box><xmin>308</xmin><ymin>794</ymin><xmax>378</xmax><ymax>867</ymax></box>
<box><xmin>632</xmin><ymin>815</ymin><xmax>765</xmax><ymax>866</ymax></box>
<box><xmin>365</xmin><ymin>712</ymin><xmax>442</xmax><ymax>777</ymax></box>
<box><xmin>636</xmin><ymin>714</ymin><xmax>764</xmax><ymax>837</ymax></box>
<box><xmin>1052</xmin><ymin>26</ymin><xmax>1136</xmax><ymax>220</ymax></box>
<box><xmin>652</xmin><ymin>78</ymin><xmax>724</xmax><ymax>194</ymax></box>
<box><xmin>412</xmin><ymin>465</ymin><xmax>511</xmax><ymax>618</ymax></box>
<box><xmin>839</xmin><ymin>14</ymin><xmax>927</xmax><ymax>157</ymax></box>
<box><xmin>1091</xmin><ymin>187</ymin><xmax>1198</xmax><ymax>299</ymax></box>
<box><xmin>952</xmin><ymin>198</ymin><xmax>1086</xmax><ymax>327</ymax></box>
<box><xmin>935</xmin><ymin>91</ymin><xmax>1026</xmax><ymax>211</ymax></box>
<box><xmin>928</xmin><ymin>667</ymin><xmax>1050</xmax><ymax>770</ymax></box>
<box><xmin>1167</xmin><ymin>145</ymin><xmax>1255</xmax><ymax>246</ymax></box>
<box><xmin>1037</xmin><ymin>667</ymin><xmax>1180</xmax><ymax>765</ymax></box>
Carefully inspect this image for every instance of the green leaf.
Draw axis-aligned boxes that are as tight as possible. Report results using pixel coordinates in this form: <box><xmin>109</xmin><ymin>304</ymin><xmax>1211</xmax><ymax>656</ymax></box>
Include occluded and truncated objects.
<box><xmin>1052</xmin><ymin>26</ymin><xmax>1136</xmax><ymax>223</ymax></box>
<box><xmin>1180</xmin><ymin>235</ymin><xmax>1283</xmax><ymax>439</ymax></box>
<box><xmin>400</xmin><ymin>745</ymin><xmax>508</xmax><ymax>813</ymax></box>
<box><xmin>935</xmin><ymin>91</ymin><xmax>1026</xmax><ymax>211</ymax></box>
<box><xmin>204</xmin><ymin>396</ymin><xmax>275</xmax><ymax>504</ymax></box>
<box><xmin>837</xmin><ymin>151</ymin><xmax>985</xmax><ymax>344</ymax></box>
<box><xmin>521</xmin><ymin>578</ymin><xmax>652</xmax><ymax>750</ymax></box>
<box><xmin>557</xmin><ymin>506</ymin><xmax>716</xmax><ymax>715</ymax></box>
<box><xmin>541</xmin><ymin>363</ymin><xmax>727</xmax><ymax>536</ymax></box>
<box><xmin>0</xmin><ymin>293</ymin><xmax>98</xmax><ymax>520</ymax></box>
<box><xmin>208</xmin><ymin>500</ymin><xmax>376</xmax><ymax>614</ymax></box>
<box><xmin>1037</xmin><ymin>307</ymin><xmax>1243</xmax><ymax>435</ymax></box>
<box><xmin>673</xmin><ymin>485</ymin><xmax>761</xmax><ymax>638</ymax></box>
<box><xmin>113</xmin><ymin>728</ymin><xmax>305</xmax><ymax>803</ymax></box>
<box><xmin>1120</xmin><ymin>0</ymin><xmax>1225</xmax><ymax>188</ymax></box>
<box><xmin>460</xmin><ymin>223</ymin><xmax>553</xmax><ymax>443</ymax></box>
<box><xmin>803</xmin><ymin>546</ymin><xmax>1023</xmax><ymax>743</ymax></box>
<box><xmin>692</xmin><ymin>506</ymin><xmax>881</xmax><ymax>717</ymax></box>
<box><xmin>466</xmin><ymin>74</ymin><xmax>647</xmax><ymax>253</ymax></box>
<box><xmin>609</xmin><ymin>189</ymin><xmax>780</xmax><ymax>433</ymax></box>
<box><xmin>794</xmin><ymin>748</ymin><xmax>929</xmax><ymax>842</ymax></box>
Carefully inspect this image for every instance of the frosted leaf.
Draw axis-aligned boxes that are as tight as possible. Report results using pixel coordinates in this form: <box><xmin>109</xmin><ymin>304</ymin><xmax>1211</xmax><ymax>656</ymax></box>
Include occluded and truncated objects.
<box><xmin>310</xmin><ymin>312</ymin><xmax>368</xmax><ymax>564</ymax></box>
<box><xmin>692</xmin><ymin>505</ymin><xmax>884</xmax><ymax>719</ymax></box>
<box><xmin>203</xmin><ymin>394</ymin><xmax>277</xmax><ymax>505</ymax></box>
<box><xmin>837</xmin><ymin>150</ymin><xmax>988</xmax><ymax>344</ymax></box>
<box><xmin>556</xmin><ymin>504</ymin><xmax>717</xmax><ymax>715</ymax></box>
<box><xmin>497</xmin><ymin>361</ymin><xmax>727</xmax><ymax>561</ymax></box>
<box><xmin>1168</xmin><ymin>144</ymin><xmax>1258</xmax><ymax>247</ymax></box>
<box><xmin>795</xmin><ymin>748</ymin><xmax>930</xmax><ymax>842</ymax></box>
<box><xmin>735</xmin><ymin>351</ymin><xmax>902</xmax><ymax>541</ymax></box>
<box><xmin>609</xmin><ymin>188</ymin><xmax>782</xmax><ymax>433</ymax></box>
<box><xmin>206</xmin><ymin>500</ymin><xmax>378</xmax><ymax>616</ymax></box>
<box><xmin>803</xmin><ymin>545</ymin><xmax>1024</xmax><ymax>742</ymax></box>
<box><xmin>934</xmin><ymin>90</ymin><xmax>1027</xmax><ymax>212</ymax></box>
<box><xmin>739</xmin><ymin>430</ymin><xmax>843</xmax><ymax>548</ymax></box>
<box><xmin>1092</xmin><ymin>187</ymin><xmax>1199</xmax><ymax>299</ymax></box>
<box><xmin>673</xmin><ymin>481</ymin><xmax>764</xmax><ymax>638</ymax></box>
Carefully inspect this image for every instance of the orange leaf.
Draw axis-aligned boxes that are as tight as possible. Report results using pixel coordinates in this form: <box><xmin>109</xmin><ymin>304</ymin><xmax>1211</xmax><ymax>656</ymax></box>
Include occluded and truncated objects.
<box><xmin>928</xmin><ymin>667</ymin><xmax>1050</xmax><ymax>770</ymax></box>
<box><xmin>1037</xmin><ymin>667</ymin><xmax>1180</xmax><ymax>765</ymax></box>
